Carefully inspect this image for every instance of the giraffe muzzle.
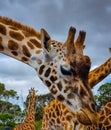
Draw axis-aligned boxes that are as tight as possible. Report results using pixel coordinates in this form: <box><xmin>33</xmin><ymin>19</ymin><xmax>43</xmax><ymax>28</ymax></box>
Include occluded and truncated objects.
<box><xmin>77</xmin><ymin>108</ymin><xmax>99</xmax><ymax>125</ymax></box>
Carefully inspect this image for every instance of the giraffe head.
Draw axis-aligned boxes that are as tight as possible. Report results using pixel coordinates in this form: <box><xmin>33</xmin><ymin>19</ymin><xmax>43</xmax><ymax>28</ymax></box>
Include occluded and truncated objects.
<box><xmin>27</xmin><ymin>88</ymin><xmax>36</xmax><ymax>108</ymax></box>
<box><xmin>37</xmin><ymin>27</ymin><xmax>99</xmax><ymax>125</ymax></box>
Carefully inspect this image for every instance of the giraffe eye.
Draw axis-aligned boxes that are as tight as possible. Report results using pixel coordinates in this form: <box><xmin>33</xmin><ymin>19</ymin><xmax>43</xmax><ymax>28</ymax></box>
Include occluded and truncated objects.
<box><xmin>47</xmin><ymin>43</ymin><xmax>58</xmax><ymax>58</ymax></box>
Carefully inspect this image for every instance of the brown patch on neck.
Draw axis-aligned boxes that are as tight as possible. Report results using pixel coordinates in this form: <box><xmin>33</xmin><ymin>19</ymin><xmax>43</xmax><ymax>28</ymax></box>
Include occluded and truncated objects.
<box><xmin>11</xmin><ymin>51</ymin><xmax>18</xmax><ymax>56</ymax></box>
<box><xmin>27</xmin><ymin>41</ymin><xmax>35</xmax><ymax>49</ymax></box>
<box><xmin>9</xmin><ymin>30</ymin><xmax>24</xmax><ymax>41</ymax></box>
<box><xmin>45</xmin><ymin>80</ymin><xmax>51</xmax><ymax>87</ymax></box>
<box><xmin>0</xmin><ymin>24</ymin><xmax>7</xmax><ymax>35</ymax></box>
<box><xmin>57</xmin><ymin>81</ymin><xmax>62</xmax><ymax>91</ymax></box>
<box><xmin>50</xmin><ymin>75</ymin><xmax>57</xmax><ymax>82</ymax></box>
<box><xmin>8</xmin><ymin>40</ymin><xmax>19</xmax><ymax>50</ymax></box>
<box><xmin>22</xmin><ymin>45</ymin><xmax>31</xmax><ymax>57</ymax></box>
<box><xmin>44</xmin><ymin>68</ymin><xmax>51</xmax><ymax>77</ymax></box>
<box><xmin>30</xmin><ymin>39</ymin><xmax>42</xmax><ymax>48</ymax></box>
<box><xmin>0</xmin><ymin>37</ymin><xmax>4</xmax><ymax>51</ymax></box>
<box><xmin>57</xmin><ymin>94</ymin><xmax>65</xmax><ymax>102</ymax></box>
<box><xmin>21</xmin><ymin>57</ymin><xmax>29</xmax><ymax>62</ymax></box>
<box><xmin>50</xmin><ymin>85</ymin><xmax>57</xmax><ymax>94</ymax></box>
<box><xmin>39</xmin><ymin>65</ymin><xmax>45</xmax><ymax>75</ymax></box>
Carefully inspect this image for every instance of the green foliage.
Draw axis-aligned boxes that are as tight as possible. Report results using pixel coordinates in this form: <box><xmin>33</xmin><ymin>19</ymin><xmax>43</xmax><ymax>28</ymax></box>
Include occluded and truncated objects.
<box><xmin>0</xmin><ymin>126</ymin><xmax>4</xmax><ymax>130</ymax></box>
<box><xmin>35</xmin><ymin>120</ymin><xmax>42</xmax><ymax>130</ymax></box>
<box><xmin>0</xmin><ymin>83</ymin><xmax>23</xmax><ymax>129</ymax></box>
<box><xmin>95</xmin><ymin>83</ymin><xmax>111</xmax><ymax>109</ymax></box>
<box><xmin>0</xmin><ymin>113</ymin><xmax>16</xmax><ymax>129</ymax></box>
<box><xmin>0</xmin><ymin>83</ymin><xmax>19</xmax><ymax>100</ymax></box>
<box><xmin>24</xmin><ymin>93</ymin><xmax>54</xmax><ymax>121</ymax></box>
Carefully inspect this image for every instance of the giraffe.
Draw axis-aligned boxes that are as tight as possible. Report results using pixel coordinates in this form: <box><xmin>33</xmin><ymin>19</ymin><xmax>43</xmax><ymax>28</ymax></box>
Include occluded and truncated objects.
<box><xmin>14</xmin><ymin>88</ymin><xmax>36</xmax><ymax>130</ymax></box>
<box><xmin>41</xmin><ymin>99</ymin><xmax>84</xmax><ymax>130</ymax></box>
<box><xmin>86</xmin><ymin>101</ymin><xmax>111</xmax><ymax>130</ymax></box>
<box><xmin>88</xmin><ymin>54</ymin><xmax>111</xmax><ymax>88</ymax></box>
<box><xmin>41</xmin><ymin>56</ymin><xmax>111</xmax><ymax>130</ymax></box>
<box><xmin>0</xmin><ymin>16</ymin><xmax>99</xmax><ymax>124</ymax></box>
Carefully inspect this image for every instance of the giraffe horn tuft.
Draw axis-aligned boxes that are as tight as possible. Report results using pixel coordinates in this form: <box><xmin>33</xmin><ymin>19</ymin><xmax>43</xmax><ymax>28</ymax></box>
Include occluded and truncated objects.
<box><xmin>65</xmin><ymin>26</ymin><xmax>76</xmax><ymax>56</ymax></box>
<box><xmin>74</xmin><ymin>30</ymin><xmax>86</xmax><ymax>55</ymax></box>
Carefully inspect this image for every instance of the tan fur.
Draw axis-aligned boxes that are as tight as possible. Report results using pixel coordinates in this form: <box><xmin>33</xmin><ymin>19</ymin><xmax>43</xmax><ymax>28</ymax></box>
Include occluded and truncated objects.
<box><xmin>0</xmin><ymin>16</ymin><xmax>40</xmax><ymax>37</ymax></box>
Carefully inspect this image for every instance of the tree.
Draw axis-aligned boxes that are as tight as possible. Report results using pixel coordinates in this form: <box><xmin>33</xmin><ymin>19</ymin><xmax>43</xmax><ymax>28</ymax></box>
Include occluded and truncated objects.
<box><xmin>95</xmin><ymin>83</ymin><xmax>111</xmax><ymax>109</ymax></box>
<box><xmin>0</xmin><ymin>83</ymin><xmax>19</xmax><ymax>101</ymax></box>
<box><xmin>0</xmin><ymin>83</ymin><xmax>24</xmax><ymax>129</ymax></box>
<box><xmin>0</xmin><ymin>113</ymin><xmax>16</xmax><ymax>128</ymax></box>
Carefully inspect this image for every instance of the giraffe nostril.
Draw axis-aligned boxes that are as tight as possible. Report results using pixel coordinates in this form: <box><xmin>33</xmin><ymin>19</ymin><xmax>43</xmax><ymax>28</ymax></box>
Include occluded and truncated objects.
<box><xmin>60</xmin><ymin>65</ymin><xmax>73</xmax><ymax>76</ymax></box>
<box><xmin>96</xmin><ymin>128</ymin><xmax>101</xmax><ymax>130</ymax></box>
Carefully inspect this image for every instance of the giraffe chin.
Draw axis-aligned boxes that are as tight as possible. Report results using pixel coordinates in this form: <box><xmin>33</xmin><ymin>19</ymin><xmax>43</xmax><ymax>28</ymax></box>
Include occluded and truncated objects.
<box><xmin>76</xmin><ymin>109</ymin><xmax>99</xmax><ymax>125</ymax></box>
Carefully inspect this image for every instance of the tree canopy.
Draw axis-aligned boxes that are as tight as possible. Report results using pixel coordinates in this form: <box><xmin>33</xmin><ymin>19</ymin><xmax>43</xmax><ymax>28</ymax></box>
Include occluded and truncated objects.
<box><xmin>95</xmin><ymin>82</ymin><xmax>111</xmax><ymax>109</ymax></box>
<box><xmin>0</xmin><ymin>83</ymin><xmax>22</xmax><ymax>130</ymax></box>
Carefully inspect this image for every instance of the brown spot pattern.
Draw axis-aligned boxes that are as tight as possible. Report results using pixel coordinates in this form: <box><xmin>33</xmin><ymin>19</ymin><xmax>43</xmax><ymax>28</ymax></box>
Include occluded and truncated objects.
<box><xmin>50</xmin><ymin>85</ymin><xmax>57</xmax><ymax>94</ymax></box>
<box><xmin>0</xmin><ymin>24</ymin><xmax>6</xmax><ymax>35</ymax></box>
<box><xmin>9</xmin><ymin>26</ymin><xmax>18</xmax><ymax>31</ymax></box>
<box><xmin>8</xmin><ymin>40</ymin><xmax>18</xmax><ymax>50</ymax></box>
<box><xmin>21</xmin><ymin>57</ymin><xmax>29</xmax><ymax>62</ymax></box>
<box><xmin>67</xmin><ymin>100</ymin><xmax>72</xmax><ymax>106</ymax></box>
<box><xmin>0</xmin><ymin>37</ymin><xmax>4</xmax><ymax>51</ymax></box>
<box><xmin>66</xmin><ymin>115</ymin><xmax>72</xmax><ymax>121</ymax></box>
<box><xmin>79</xmin><ymin>86</ymin><xmax>87</xmax><ymax>97</ymax></box>
<box><xmin>107</xmin><ymin>103</ymin><xmax>111</xmax><ymax>108</ymax></box>
<box><xmin>45</xmin><ymin>68</ymin><xmax>51</xmax><ymax>77</ymax></box>
<box><xmin>36</xmin><ymin>50</ymin><xmax>42</xmax><ymax>54</ymax></box>
<box><xmin>30</xmin><ymin>39</ymin><xmax>42</xmax><ymax>48</ymax></box>
<box><xmin>39</xmin><ymin>65</ymin><xmax>45</xmax><ymax>75</ymax></box>
<box><xmin>11</xmin><ymin>51</ymin><xmax>18</xmax><ymax>56</ymax></box>
<box><xmin>22</xmin><ymin>30</ymin><xmax>32</xmax><ymax>37</ymax></box>
<box><xmin>67</xmin><ymin>93</ymin><xmax>75</xmax><ymax>99</ymax></box>
<box><xmin>57</xmin><ymin>94</ymin><xmax>65</xmax><ymax>101</ymax></box>
<box><xmin>57</xmin><ymin>118</ymin><xmax>60</xmax><ymax>124</ymax></box>
<box><xmin>57</xmin><ymin>81</ymin><xmax>62</xmax><ymax>91</ymax></box>
<box><xmin>9</xmin><ymin>30</ymin><xmax>24</xmax><ymax>41</ymax></box>
<box><xmin>45</xmin><ymin>80</ymin><xmax>51</xmax><ymax>87</ymax></box>
<box><xmin>22</xmin><ymin>45</ymin><xmax>31</xmax><ymax>57</ymax></box>
<box><xmin>27</xmin><ymin>41</ymin><xmax>34</xmax><ymax>49</ymax></box>
<box><xmin>64</xmin><ymin>86</ymin><xmax>72</xmax><ymax>93</ymax></box>
<box><xmin>50</xmin><ymin>75</ymin><xmax>57</xmax><ymax>82</ymax></box>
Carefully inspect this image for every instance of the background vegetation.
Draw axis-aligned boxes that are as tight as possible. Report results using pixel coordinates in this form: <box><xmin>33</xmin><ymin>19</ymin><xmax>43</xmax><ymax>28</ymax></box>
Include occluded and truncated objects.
<box><xmin>0</xmin><ymin>82</ymin><xmax>111</xmax><ymax>130</ymax></box>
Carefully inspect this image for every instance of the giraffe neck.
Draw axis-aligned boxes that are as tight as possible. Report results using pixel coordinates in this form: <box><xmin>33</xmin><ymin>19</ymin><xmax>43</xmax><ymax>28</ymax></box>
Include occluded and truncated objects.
<box><xmin>88</xmin><ymin>57</ymin><xmax>111</xmax><ymax>88</ymax></box>
<box><xmin>24</xmin><ymin>97</ymin><xmax>35</xmax><ymax>123</ymax></box>
<box><xmin>0</xmin><ymin>16</ymin><xmax>44</xmax><ymax>68</ymax></box>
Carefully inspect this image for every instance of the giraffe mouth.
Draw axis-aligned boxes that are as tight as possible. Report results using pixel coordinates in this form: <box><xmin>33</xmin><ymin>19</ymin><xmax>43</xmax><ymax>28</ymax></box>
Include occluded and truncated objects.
<box><xmin>76</xmin><ymin>110</ymin><xmax>92</xmax><ymax>125</ymax></box>
<box><xmin>77</xmin><ymin>109</ymin><xmax>99</xmax><ymax>125</ymax></box>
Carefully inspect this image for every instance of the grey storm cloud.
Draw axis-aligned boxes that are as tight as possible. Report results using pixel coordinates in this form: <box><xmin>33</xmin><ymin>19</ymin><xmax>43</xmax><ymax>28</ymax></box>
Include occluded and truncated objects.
<box><xmin>0</xmin><ymin>0</ymin><xmax>110</xmax><ymax>95</ymax></box>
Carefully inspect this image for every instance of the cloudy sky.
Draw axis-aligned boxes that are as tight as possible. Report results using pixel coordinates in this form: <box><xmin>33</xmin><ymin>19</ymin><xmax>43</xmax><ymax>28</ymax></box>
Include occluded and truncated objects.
<box><xmin>0</xmin><ymin>0</ymin><xmax>110</xmax><ymax>101</ymax></box>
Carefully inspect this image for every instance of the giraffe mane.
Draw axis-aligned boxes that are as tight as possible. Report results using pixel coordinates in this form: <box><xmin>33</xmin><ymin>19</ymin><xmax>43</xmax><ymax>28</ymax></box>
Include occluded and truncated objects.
<box><xmin>0</xmin><ymin>16</ymin><xmax>41</xmax><ymax>37</ymax></box>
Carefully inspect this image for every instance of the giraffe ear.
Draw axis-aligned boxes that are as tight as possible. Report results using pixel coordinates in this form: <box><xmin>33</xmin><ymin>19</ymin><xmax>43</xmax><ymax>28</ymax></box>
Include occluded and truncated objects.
<box><xmin>41</xmin><ymin>28</ymin><xmax>51</xmax><ymax>53</ymax></box>
<box><xmin>109</xmin><ymin>48</ymin><xmax>111</xmax><ymax>53</ymax></box>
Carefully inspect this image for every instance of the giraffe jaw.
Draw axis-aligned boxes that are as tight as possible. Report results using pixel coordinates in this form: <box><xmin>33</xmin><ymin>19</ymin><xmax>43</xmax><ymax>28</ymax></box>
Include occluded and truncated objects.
<box><xmin>76</xmin><ymin>109</ymin><xmax>99</xmax><ymax>125</ymax></box>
